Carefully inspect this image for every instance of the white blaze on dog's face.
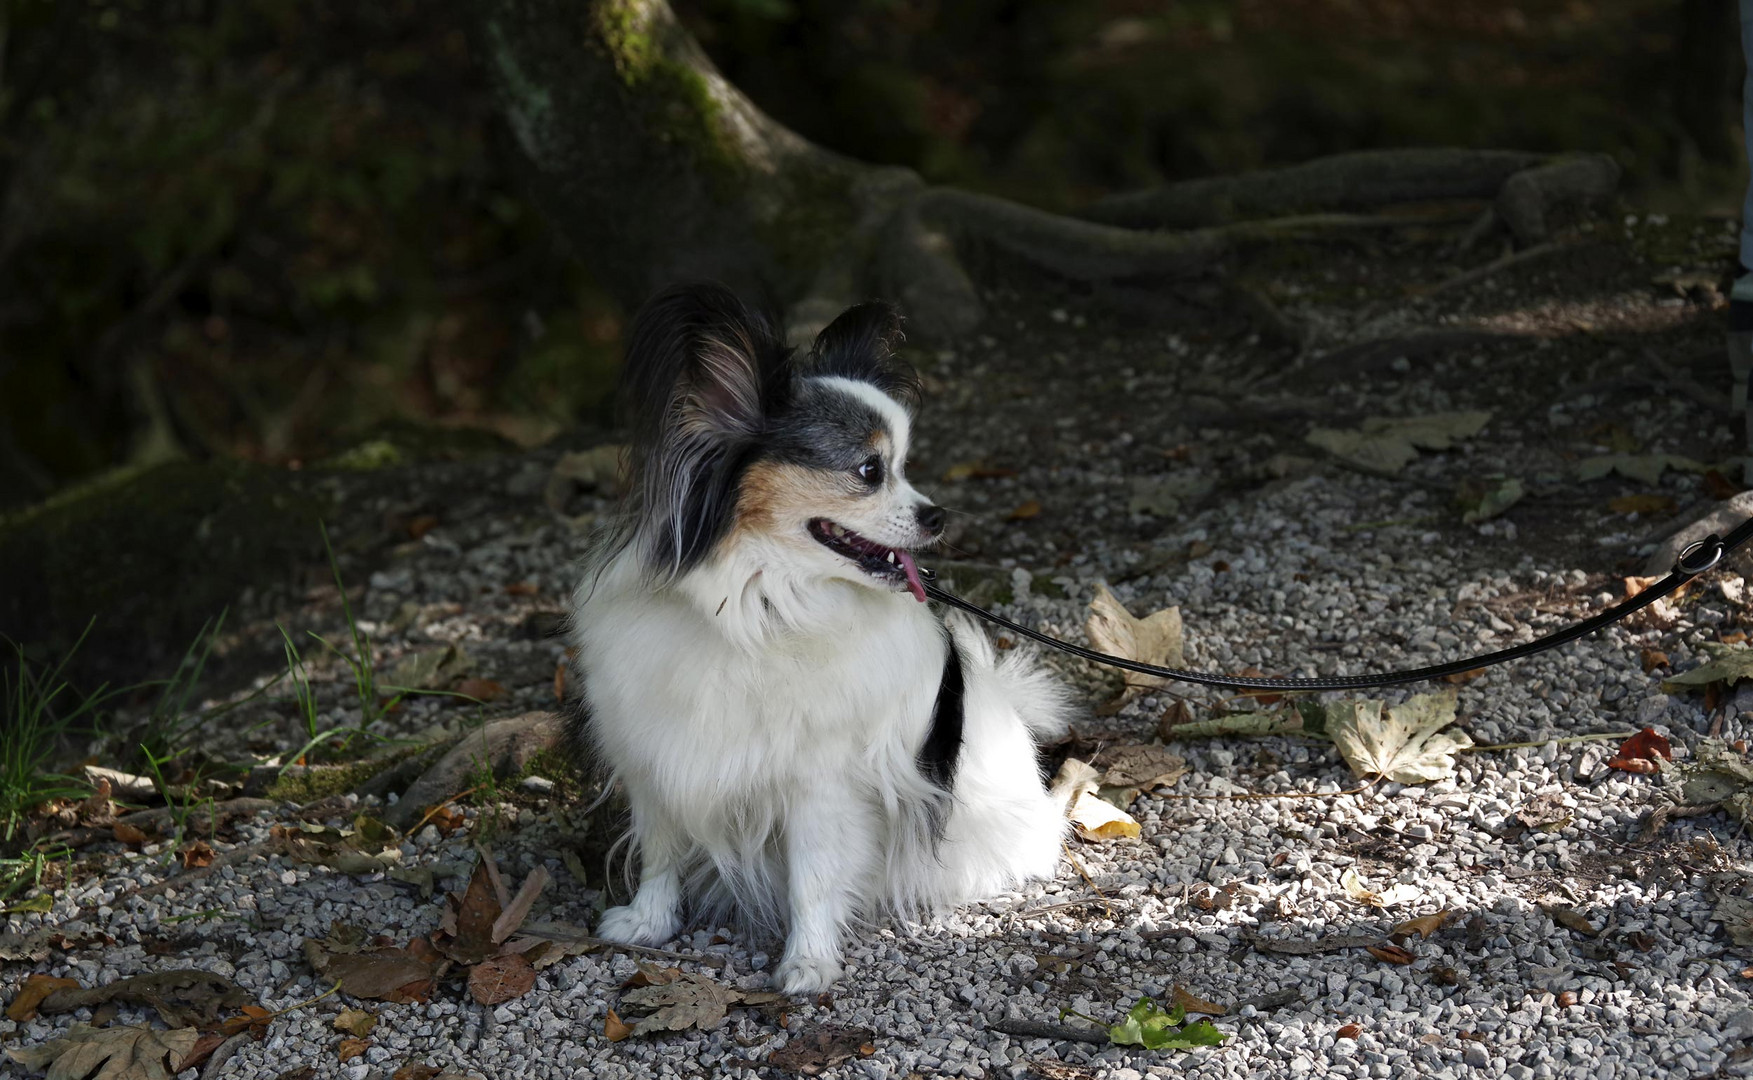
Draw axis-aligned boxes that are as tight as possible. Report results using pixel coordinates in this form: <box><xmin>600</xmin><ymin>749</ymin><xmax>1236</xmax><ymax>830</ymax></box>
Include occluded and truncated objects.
<box><xmin>735</xmin><ymin>376</ymin><xmax>944</xmax><ymax>601</ymax></box>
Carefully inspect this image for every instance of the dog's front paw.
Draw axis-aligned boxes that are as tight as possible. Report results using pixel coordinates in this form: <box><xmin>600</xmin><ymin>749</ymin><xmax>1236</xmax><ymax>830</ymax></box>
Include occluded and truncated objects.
<box><xmin>595</xmin><ymin>904</ymin><xmax>681</xmax><ymax>947</ymax></box>
<box><xmin>774</xmin><ymin>954</ymin><xmax>844</xmax><ymax>996</ymax></box>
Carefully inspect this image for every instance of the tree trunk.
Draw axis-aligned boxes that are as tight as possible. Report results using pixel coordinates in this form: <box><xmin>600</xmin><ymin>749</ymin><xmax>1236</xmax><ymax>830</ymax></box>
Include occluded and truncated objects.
<box><xmin>470</xmin><ymin>0</ymin><xmax>1622</xmax><ymax>340</ymax></box>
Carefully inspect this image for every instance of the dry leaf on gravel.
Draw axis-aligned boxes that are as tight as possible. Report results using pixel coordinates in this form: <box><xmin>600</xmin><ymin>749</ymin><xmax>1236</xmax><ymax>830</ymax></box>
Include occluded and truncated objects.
<box><xmin>385</xmin><ymin>645</ymin><xmax>471</xmax><ymax>692</ymax></box>
<box><xmin>333</xmin><ymin>1009</ymin><xmax>377</xmax><ymax>1037</ymax></box>
<box><xmin>436</xmin><ymin>855</ymin><xmax>503</xmax><ymax>964</ymax></box>
<box><xmin>1607</xmin><ymin>494</ymin><xmax>1677</xmax><ymax>516</ymax></box>
<box><xmin>217</xmin><ymin>1004</ymin><xmax>272</xmax><ymax>1039</ymax></box>
<box><xmin>1576</xmin><ymin>453</ymin><xmax>1707</xmax><ymax>485</ymax></box>
<box><xmin>270</xmin><ymin>816</ymin><xmax>403</xmax><ymax>877</ymax></box>
<box><xmin>1541</xmin><ymin>905</ymin><xmax>1598</xmax><ymax>936</ymax></box>
<box><xmin>453</xmin><ymin>678</ymin><xmax>507</xmax><ymax>703</ymax></box>
<box><xmin>1606</xmin><ymin>728</ymin><xmax>1672</xmax><ymax>774</ymax></box>
<box><xmin>303</xmin><ymin>925</ymin><xmax>443</xmax><ymax>1004</ymax></box>
<box><xmin>1169</xmin><ymin>986</ymin><xmax>1228</xmax><ymax>1016</ymax></box>
<box><xmin>765</xmin><ymin>1022</ymin><xmax>877</xmax><ymax>1075</ymax></box>
<box><xmin>1661</xmin><ymin>739</ymin><xmax>1753</xmax><ymax>825</ymax></box>
<box><xmin>467</xmin><ymin>953</ymin><xmax>537</xmax><ymax>1006</ymax></box>
<box><xmin>1007</xmin><ymin>499</ymin><xmax>1042</xmax><ymax>520</ymax></box>
<box><xmin>1051</xmin><ymin>758</ymin><xmax>1141</xmax><ymax>840</ymax></box>
<box><xmin>1457</xmin><ymin>476</ymin><xmax>1525</xmax><ymax>524</ymax></box>
<box><xmin>603</xmin><ymin>1008</ymin><xmax>635</xmax><ymax>1042</ymax></box>
<box><xmin>1306</xmin><ymin>410</ymin><xmax>1491</xmax><ymax>474</ymax></box>
<box><xmin>6</xmin><ymin>974</ymin><xmax>80</xmax><ymax>1022</ymax></box>
<box><xmin>1663</xmin><ymin>644</ymin><xmax>1753</xmax><ymax>694</ymax></box>
<box><xmin>6</xmin><ymin>1023</ymin><xmax>201</xmax><ymax>1080</ymax></box>
<box><xmin>178</xmin><ymin>840</ymin><xmax>215</xmax><ymax>869</ymax></box>
<box><xmin>490</xmin><ymin>865</ymin><xmax>550</xmax><ymax>945</ymax></box>
<box><xmin>1085</xmin><ymin>584</ymin><xmax>1183</xmax><ymax>701</ymax></box>
<box><xmin>1327</xmin><ymin>690</ymin><xmax>1472</xmax><ymax>784</ymax></box>
<box><xmin>495</xmin><ymin>921</ymin><xmax>602</xmax><ymax>971</ymax></box>
<box><xmin>1367</xmin><ymin>943</ymin><xmax>1417</xmax><ymax>965</ymax></box>
<box><xmin>32</xmin><ymin>969</ymin><xmax>250</xmax><ymax>1029</ymax></box>
<box><xmin>1340</xmin><ymin>868</ymin><xmax>1420</xmax><ymax>909</ymax></box>
<box><xmin>0</xmin><ymin>928</ymin><xmax>59</xmax><ymax>964</ymax></box>
<box><xmin>337</xmin><ymin>1038</ymin><xmax>369</xmax><ymax>1063</ymax></box>
<box><xmin>616</xmin><ymin>963</ymin><xmax>785</xmax><ymax>1037</ymax></box>
<box><xmin>1391</xmin><ymin>910</ymin><xmax>1453</xmax><ymax>940</ymax></box>
<box><xmin>1091</xmin><ymin>744</ymin><xmax>1188</xmax><ymax>806</ymax></box>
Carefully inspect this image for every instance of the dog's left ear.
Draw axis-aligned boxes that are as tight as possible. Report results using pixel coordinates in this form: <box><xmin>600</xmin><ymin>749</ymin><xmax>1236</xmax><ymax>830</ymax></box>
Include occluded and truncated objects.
<box><xmin>810</xmin><ymin>301</ymin><xmax>920</xmax><ymax>407</ymax></box>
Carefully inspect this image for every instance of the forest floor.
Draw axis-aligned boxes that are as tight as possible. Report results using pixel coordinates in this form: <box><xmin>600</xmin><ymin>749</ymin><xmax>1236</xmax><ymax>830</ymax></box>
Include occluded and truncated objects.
<box><xmin>5</xmin><ymin>206</ymin><xmax>1753</xmax><ymax>1080</ymax></box>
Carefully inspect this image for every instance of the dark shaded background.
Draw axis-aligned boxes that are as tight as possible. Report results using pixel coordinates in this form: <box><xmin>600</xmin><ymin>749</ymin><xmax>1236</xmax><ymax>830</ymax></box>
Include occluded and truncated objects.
<box><xmin>0</xmin><ymin>0</ymin><xmax>1743</xmax><ymax>512</ymax></box>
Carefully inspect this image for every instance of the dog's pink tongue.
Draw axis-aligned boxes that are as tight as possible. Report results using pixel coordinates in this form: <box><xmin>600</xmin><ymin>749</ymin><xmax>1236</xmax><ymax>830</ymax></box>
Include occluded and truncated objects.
<box><xmin>897</xmin><ymin>550</ymin><xmax>927</xmax><ymax>603</ymax></box>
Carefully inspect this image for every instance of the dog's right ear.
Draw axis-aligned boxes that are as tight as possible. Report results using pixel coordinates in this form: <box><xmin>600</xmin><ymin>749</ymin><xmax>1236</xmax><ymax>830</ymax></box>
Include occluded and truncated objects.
<box><xmin>623</xmin><ymin>284</ymin><xmax>787</xmax><ymax>445</ymax></box>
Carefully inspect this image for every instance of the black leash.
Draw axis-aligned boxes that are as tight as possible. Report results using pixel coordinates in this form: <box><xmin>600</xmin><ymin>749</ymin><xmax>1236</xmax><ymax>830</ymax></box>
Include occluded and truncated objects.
<box><xmin>921</xmin><ymin>516</ymin><xmax>1753</xmax><ymax>692</ymax></box>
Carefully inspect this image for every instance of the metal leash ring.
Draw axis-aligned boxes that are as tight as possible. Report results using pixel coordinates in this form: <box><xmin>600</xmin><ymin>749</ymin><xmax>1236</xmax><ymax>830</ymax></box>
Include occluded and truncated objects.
<box><xmin>1676</xmin><ymin>536</ymin><xmax>1725</xmax><ymax>577</ymax></box>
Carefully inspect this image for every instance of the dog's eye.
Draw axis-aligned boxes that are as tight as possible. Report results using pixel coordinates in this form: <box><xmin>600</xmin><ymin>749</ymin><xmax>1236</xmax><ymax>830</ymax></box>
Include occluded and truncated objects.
<box><xmin>856</xmin><ymin>455</ymin><xmax>884</xmax><ymax>486</ymax></box>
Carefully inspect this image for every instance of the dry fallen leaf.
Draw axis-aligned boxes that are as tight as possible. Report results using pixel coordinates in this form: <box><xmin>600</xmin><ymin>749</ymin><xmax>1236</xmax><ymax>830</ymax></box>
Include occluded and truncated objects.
<box><xmin>1051</xmin><ymin>758</ymin><xmax>1141</xmax><ymax>841</ymax></box>
<box><xmin>1367</xmin><ymin>943</ymin><xmax>1417</xmax><ymax>965</ymax></box>
<box><xmin>454</xmin><ymin>678</ymin><xmax>507</xmax><ymax>703</ymax></box>
<box><xmin>1336</xmin><ymin>1024</ymin><xmax>1362</xmax><ymax>1040</ymax></box>
<box><xmin>1327</xmin><ymin>690</ymin><xmax>1472</xmax><ymax>784</ymax></box>
<box><xmin>468</xmin><ymin>953</ymin><xmax>537</xmax><ymax>1006</ymax></box>
<box><xmin>303</xmin><ymin>925</ymin><xmax>443</xmax><ymax>1004</ymax></box>
<box><xmin>1091</xmin><ymin>744</ymin><xmax>1188</xmax><ymax>806</ymax></box>
<box><xmin>178</xmin><ymin>841</ymin><xmax>215</xmax><ymax>869</ymax></box>
<box><xmin>1542</xmin><ymin>904</ymin><xmax>1599</xmax><ymax>936</ymax></box>
<box><xmin>337</xmin><ymin>1038</ymin><xmax>370</xmax><ymax>1063</ymax></box>
<box><xmin>1340</xmin><ymin>868</ymin><xmax>1420</xmax><ymax>909</ymax></box>
<box><xmin>436</xmin><ymin>856</ymin><xmax>504</xmax><ymax>964</ymax></box>
<box><xmin>113</xmin><ymin>823</ymin><xmax>149</xmax><ymax>846</ymax></box>
<box><xmin>765</xmin><ymin>1022</ymin><xmax>878</xmax><ymax>1075</ymax></box>
<box><xmin>1391</xmin><ymin>910</ymin><xmax>1452</xmax><ymax>940</ymax></box>
<box><xmin>490</xmin><ymin>865</ymin><xmax>551</xmax><ymax>945</ymax></box>
<box><xmin>1640</xmin><ymin>648</ymin><xmax>1671</xmax><ymax>673</ymax></box>
<box><xmin>1607</xmin><ymin>494</ymin><xmax>1677</xmax><ymax>516</ymax></box>
<box><xmin>6</xmin><ymin>1023</ymin><xmax>200</xmax><ymax>1080</ymax></box>
<box><xmin>616</xmin><ymin>962</ymin><xmax>784</xmax><ymax>1037</ymax></box>
<box><xmin>31</xmin><ymin>970</ymin><xmax>250</xmax><ymax>1029</ymax></box>
<box><xmin>1306</xmin><ymin>410</ymin><xmax>1491</xmax><ymax>473</ymax></box>
<box><xmin>1170</xmin><ymin>985</ymin><xmax>1228</xmax><ymax>1016</ymax></box>
<box><xmin>1085</xmin><ymin>584</ymin><xmax>1183</xmax><ymax>701</ymax></box>
<box><xmin>333</xmin><ymin>1008</ymin><xmax>377</xmax><ymax>1038</ymax></box>
<box><xmin>1007</xmin><ymin>499</ymin><xmax>1043</xmax><ymax>521</ymax></box>
<box><xmin>603</xmin><ymin>1008</ymin><xmax>635</xmax><ymax>1042</ymax></box>
<box><xmin>1606</xmin><ymin>727</ymin><xmax>1672</xmax><ymax>773</ymax></box>
<box><xmin>1664</xmin><ymin>644</ymin><xmax>1753</xmax><ymax>694</ymax></box>
<box><xmin>6</xmin><ymin>974</ymin><xmax>80</xmax><ymax>1023</ymax></box>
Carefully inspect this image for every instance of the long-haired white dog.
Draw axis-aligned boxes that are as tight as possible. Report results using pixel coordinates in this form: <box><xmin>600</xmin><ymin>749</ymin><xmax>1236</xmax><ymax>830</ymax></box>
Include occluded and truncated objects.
<box><xmin>568</xmin><ymin>283</ymin><xmax>1071</xmax><ymax>993</ymax></box>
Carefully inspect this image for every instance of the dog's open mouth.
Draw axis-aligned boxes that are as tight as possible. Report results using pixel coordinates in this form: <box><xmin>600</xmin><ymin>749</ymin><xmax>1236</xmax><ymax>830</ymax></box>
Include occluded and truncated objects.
<box><xmin>807</xmin><ymin>519</ymin><xmax>928</xmax><ymax>603</ymax></box>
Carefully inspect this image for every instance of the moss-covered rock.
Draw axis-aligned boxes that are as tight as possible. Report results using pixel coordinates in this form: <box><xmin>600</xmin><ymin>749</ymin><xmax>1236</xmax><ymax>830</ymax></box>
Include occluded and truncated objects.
<box><xmin>0</xmin><ymin>460</ymin><xmax>331</xmax><ymax>687</ymax></box>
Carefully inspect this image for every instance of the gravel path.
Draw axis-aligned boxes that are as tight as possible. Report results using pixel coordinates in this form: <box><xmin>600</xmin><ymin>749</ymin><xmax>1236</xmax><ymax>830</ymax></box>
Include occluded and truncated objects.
<box><xmin>6</xmin><ymin>215</ymin><xmax>1753</xmax><ymax>1080</ymax></box>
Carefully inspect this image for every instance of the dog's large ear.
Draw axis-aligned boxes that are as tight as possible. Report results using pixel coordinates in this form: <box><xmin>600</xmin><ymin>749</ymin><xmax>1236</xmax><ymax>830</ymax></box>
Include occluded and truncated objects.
<box><xmin>623</xmin><ymin>283</ymin><xmax>787</xmax><ymax>445</ymax></box>
<box><xmin>809</xmin><ymin>301</ymin><xmax>920</xmax><ymax>408</ymax></box>
<box><xmin>620</xmin><ymin>283</ymin><xmax>790</xmax><ymax>578</ymax></box>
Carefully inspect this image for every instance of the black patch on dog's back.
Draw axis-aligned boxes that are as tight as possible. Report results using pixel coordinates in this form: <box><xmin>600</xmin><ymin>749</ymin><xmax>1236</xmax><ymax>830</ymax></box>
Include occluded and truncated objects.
<box><xmin>918</xmin><ymin>640</ymin><xmax>965</xmax><ymax>789</ymax></box>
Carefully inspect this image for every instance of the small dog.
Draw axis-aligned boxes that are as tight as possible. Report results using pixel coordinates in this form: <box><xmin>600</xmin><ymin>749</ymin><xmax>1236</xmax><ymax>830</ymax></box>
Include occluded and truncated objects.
<box><xmin>568</xmin><ymin>283</ymin><xmax>1071</xmax><ymax>993</ymax></box>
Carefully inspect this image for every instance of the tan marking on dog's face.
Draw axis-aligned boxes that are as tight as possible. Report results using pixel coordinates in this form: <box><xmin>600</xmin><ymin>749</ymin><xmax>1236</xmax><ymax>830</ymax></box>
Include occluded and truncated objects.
<box><xmin>735</xmin><ymin>460</ymin><xmax>867</xmax><ymax>542</ymax></box>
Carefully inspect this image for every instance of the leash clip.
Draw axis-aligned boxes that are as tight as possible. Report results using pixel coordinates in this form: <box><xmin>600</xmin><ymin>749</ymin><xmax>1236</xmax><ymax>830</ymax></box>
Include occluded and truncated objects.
<box><xmin>1676</xmin><ymin>535</ymin><xmax>1725</xmax><ymax>577</ymax></box>
<box><xmin>918</xmin><ymin>565</ymin><xmax>937</xmax><ymax>582</ymax></box>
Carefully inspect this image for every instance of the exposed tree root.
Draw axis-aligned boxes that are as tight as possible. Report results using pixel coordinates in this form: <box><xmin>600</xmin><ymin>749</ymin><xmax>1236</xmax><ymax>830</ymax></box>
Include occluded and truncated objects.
<box><xmin>472</xmin><ymin>0</ymin><xmax>1624</xmax><ymax>340</ymax></box>
<box><xmin>384</xmin><ymin>711</ymin><xmax>564</xmax><ymax>831</ymax></box>
<box><xmin>1080</xmin><ymin>148</ymin><xmax>1544</xmax><ymax>229</ymax></box>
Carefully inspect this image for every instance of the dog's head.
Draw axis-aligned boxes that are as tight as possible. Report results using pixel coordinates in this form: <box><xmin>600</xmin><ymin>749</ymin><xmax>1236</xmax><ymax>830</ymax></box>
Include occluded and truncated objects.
<box><xmin>617</xmin><ymin>283</ymin><xmax>943</xmax><ymax>602</ymax></box>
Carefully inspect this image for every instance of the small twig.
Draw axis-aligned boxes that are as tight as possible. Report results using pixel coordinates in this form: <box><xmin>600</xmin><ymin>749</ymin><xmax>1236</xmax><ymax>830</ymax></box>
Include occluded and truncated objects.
<box><xmin>1059</xmin><ymin>844</ymin><xmax>1112</xmax><ymax>919</ymax></box>
<box><xmin>988</xmin><ymin>1017</ymin><xmax>1109</xmax><ymax>1044</ymax></box>
<box><xmin>411</xmin><ymin>785</ymin><xmax>484</xmax><ymax>835</ymax></box>
<box><xmin>1015</xmin><ymin>897</ymin><xmax>1127</xmax><ymax>919</ymax></box>
<box><xmin>1415</xmin><ymin>241</ymin><xmax>1565</xmax><ymax>300</ymax></box>
<box><xmin>1464</xmin><ymin>731</ymin><xmax>1635</xmax><ymax>753</ymax></box>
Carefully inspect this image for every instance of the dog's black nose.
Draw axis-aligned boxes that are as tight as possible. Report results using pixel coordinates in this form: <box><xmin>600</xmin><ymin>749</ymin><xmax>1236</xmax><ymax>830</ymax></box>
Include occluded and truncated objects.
<box><xmin>916</xmin><ymin>504</ymin><xmax>946</xmax><ymax>536</ymax></box>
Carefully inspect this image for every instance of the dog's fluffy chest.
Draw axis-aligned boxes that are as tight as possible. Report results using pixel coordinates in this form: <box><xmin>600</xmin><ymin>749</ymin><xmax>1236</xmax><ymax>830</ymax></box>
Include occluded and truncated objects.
<box><xmin>576</xmin><ymin>573</ymin><xmax>945</xmax><ymax>804</ymax></box>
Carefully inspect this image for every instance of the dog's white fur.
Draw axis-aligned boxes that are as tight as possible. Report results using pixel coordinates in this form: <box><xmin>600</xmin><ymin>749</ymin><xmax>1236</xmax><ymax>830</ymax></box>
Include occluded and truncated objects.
<box><xmin>570</xmin><ymin>342</ymin><xmax>1071</xmax><ymax>994</ymax></box>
